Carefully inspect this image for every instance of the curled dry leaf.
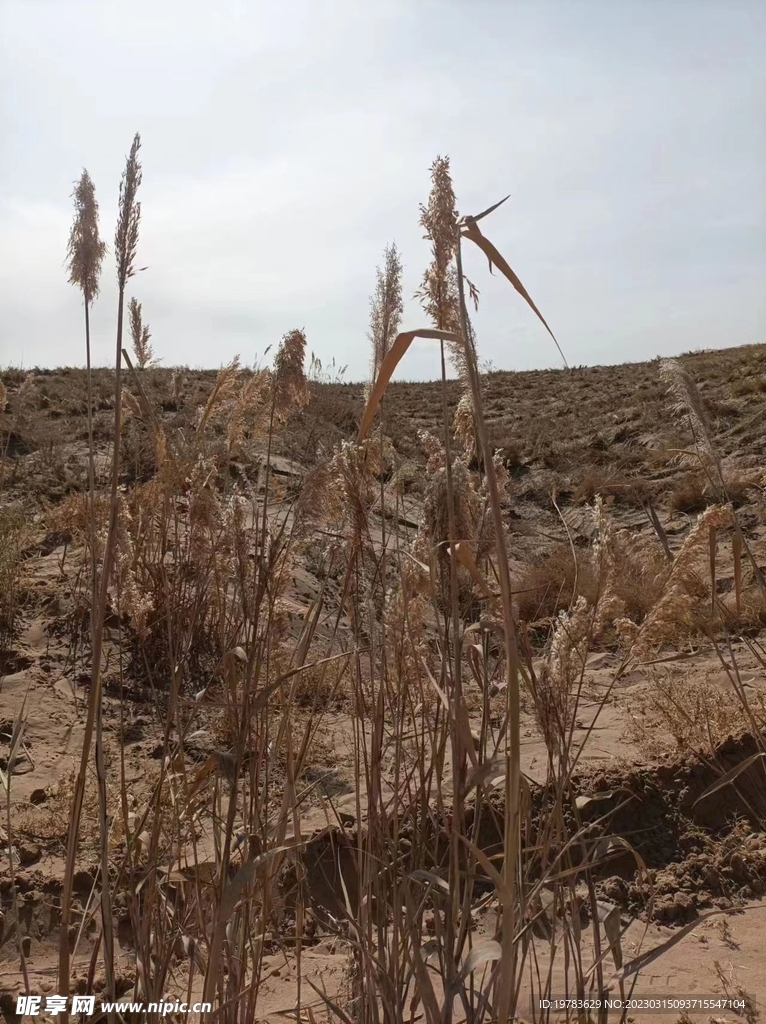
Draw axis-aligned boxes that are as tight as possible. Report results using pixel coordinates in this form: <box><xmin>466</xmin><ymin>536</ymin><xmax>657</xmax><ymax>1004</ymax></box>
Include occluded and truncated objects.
<box><xmin>692</xmin><ymin>752</ymin><xmax>766</xmax><ymax>807</ymax></box>
<box><xmin>460</xmin><ymin>208</ymin><xmax>567</xmax><ymax>367</ymax></box>
<box><xmin>450</xmin><ymin>541</ymin><xmax>496</xmax><ymax>598</ymax></box>
<box><xmin>358</xmin><ymin>327</ymin><xmax>461</xmax><ymax>442</ymax></box>
<box><xmin>457</xmin><ymin>938</ymin><xmax>503</xmax><ymax>982</ymax></box>
<box><xmin>574</xmin><ymin>790</ymin><xmax>616</xmax><ymax>810</ymax></box>
<box><xmin>411</xmin><ymin>869</ymin><xmax>451</xmax><ymax>895</ymax></box>
<box><xmin>610</xmin><ymin>907</ymin><xmax>766</xmax><ymax>983</ymax></box>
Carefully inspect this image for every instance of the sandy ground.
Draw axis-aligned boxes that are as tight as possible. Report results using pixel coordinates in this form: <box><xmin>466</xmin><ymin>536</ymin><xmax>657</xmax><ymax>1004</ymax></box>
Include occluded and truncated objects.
<box><xmin>3</xmin><ymin>529</ymin><xmax>766</xmax><ymax>1020</ymax></box>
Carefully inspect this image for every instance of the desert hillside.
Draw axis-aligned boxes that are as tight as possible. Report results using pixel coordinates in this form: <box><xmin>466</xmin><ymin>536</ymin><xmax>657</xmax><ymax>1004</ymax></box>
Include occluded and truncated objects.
<box><xmin>2</xmin><ymin>337</ymin><xmax>766</xmax><ymax>1020</ymax></box>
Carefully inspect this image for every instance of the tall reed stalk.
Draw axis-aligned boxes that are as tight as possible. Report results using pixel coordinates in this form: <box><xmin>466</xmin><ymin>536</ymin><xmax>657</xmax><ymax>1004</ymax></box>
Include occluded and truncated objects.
<box><xmin>59</xmin><ymin>134</ymin><xmax>142</xmax><ymax>999</ymax></box>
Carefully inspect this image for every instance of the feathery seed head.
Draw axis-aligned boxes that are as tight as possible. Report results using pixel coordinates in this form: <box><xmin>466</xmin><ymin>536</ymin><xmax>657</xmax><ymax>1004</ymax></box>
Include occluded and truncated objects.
<box><xmin>660</xmin><ymin>358</ymin><xmax>719</xmax><ymax>479</ymax></box>
<box><xmin>51</xmin><ymin>490</ymin><xmax>110</xmax><ymax>540</ymax></box>
<box><xmin>419</xmin><ymin>156</ymin><xmax>458</xmax><ymax>275</ymax></box>
<box><xmin>115</xmin><ymin>133</ymin><xmax>143</xmax><ymax>288</ymax></box>
<box><xmin>226</xmin><ymin>368</ymin><xmax>270</xmax><ymax>451</ymax></box>
<box><xmin>418</xmin><ymin>429</ymin><xmax>446</xmax><ymax>473</ymax></box>
<box><xmin>453</xmin><ymin>390</ymin><xmax>476</xmax><ymax>457</ymax></box>
<box><xmin>66</xmin><ymin>169</ymin><xmax>106</xmax><ymax>304</ymax></box>
<box><xmin>113</xmin><ymin>495</ymin><xmax>152</xmax><ymax>635</ymax></box>
<box><xmin>628</xmin><ymin>503</ymin><xmax>733</xmax><ymax>658</ymax></box>
<box><xmin>273</xmin><ymin>329</ymin><xmax>309</xmax><ymax>421</ymax></box>
<box><xmin>17</xmin><ymin>374</ymin><xmax>38</xmax><ymax>407</ymax></box>
<box><xmin>368</xmin><ymin>242</ymin><xmax>404</xmax><ymax>385</ymax></box>
<box><xmin>121</xmin><ymin>388</ymin><xmax>142</xmax><ymax>420</ymax></box>
<box><xmin>197</xmin><ymin>357</ymin><xmax>241</xmax><ymax>432</ymax></box>
<box><xmin>294</xmin><ymin>462</ymin><xmax>332</xmax><ymax>537</ymax></box>
<box><xmin>422</xmin><ymin>459</ymin><xmax>480</xmax><ymax>556</ymax></box>
<box><xmin>416</xmin><ymin>155</ymin><xmax>464</xmax><ymax>374</ymax></box>
<box><xmin>537</xmin><ymin>596</ymin><xmax>593</xmax><ymax>754</ymax></box>
<box><xmin>421</xmin><ymin>458</ymin><xmax>488</xmax><ymax>617</ymax></box>
<box><xmin>170</xmin><ymin>368</ymin><xmax>184</xmax><ymax>409</ymax></box>
<box><xmin>128</xmin><ymin>296</ymin><xmax>154</xmax><ymax>369</ymax></box>
<box><xmin>327</xmin><ymin>439</ymin><xmax>382</xmax><ymax>548</ymax></box>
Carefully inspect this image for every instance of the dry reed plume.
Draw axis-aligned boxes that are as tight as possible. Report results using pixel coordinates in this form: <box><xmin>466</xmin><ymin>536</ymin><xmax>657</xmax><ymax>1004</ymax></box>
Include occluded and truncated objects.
<box><xmin>416</xmin><ymin>155</ymin><xmax>464</xmax><ymax>376</ymax></box>
<box><xmin>368</xmin><ymin>241</ymin><xmax>404</xmax><ymax>385</ymax></box>
<box><xmin>66</xmin><ymin>170</ymin><xmax>107</xmax><ymax>306</ymax></box>
<box><xmin>128</xmin><ymin>296</ymin><xmax>154</xmax><ymax>369</ymax></box>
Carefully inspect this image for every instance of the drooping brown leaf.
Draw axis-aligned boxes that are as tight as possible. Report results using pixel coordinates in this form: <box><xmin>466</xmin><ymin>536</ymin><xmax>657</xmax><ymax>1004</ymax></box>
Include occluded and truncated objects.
<box><xmin>470</xmin><ymin>194</ymin><xmax>511</xmax><ymax>223</ymax></box>
<box><xmin>411</xmin><ymin>870</ymin><xmax>451</xmax><ymax>896</ymax></box>
<box><xmin>450</xmin><ymin>540</ymin><xmax>496</xmax><ymax>598</ymax></box>
<box><xmin>358</xmin><ymin>327</ymin><xmax>461</xmax><ymax>442</ymax></box>
<box><xmin>450</xmin><ymin>939</ymin><xmax>502</xmax><ymax>993</ymax></box>
<box><xmin>460</xmin><ymin>213</ymin><xmax>568</xmax><ymax>367</ymax></box>
<box><xmin>611</xmin><ymin>906</ymin><xmax>766</xmax><ymax>983</ymax></box>
<box><xmin>692</xmin><ymin>752</ymin><xmax>766</xmax><ymax>807</ymax></box>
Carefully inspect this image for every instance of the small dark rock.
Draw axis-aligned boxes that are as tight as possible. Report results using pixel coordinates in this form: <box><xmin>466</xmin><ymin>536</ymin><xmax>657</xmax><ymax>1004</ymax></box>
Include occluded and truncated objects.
<box><xmin>18</xmin><ymin>843</ymin><xmax>41</xmax><ymax>866</ymax></box>
<box><xmin>72</xmin><ymin>869</ymin><xmax>95</xmax><ymax>900</ymax></box>
<box><xmin>117</xmin><ymin>916</ymin><xmax>134</xmax><ymax>949</ymax></box>
<box><xmin>673</xmin><ymin>890</ymin><xmax>696</xmax><ymax>910</ymax></box>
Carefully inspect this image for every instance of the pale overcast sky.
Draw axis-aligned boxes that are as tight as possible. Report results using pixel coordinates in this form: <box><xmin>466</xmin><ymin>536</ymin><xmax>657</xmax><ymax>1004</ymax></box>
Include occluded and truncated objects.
<box><xmin>1</xmin><ymin>0</ymin><xmax>764</xmax><ymax>379</ymax></box>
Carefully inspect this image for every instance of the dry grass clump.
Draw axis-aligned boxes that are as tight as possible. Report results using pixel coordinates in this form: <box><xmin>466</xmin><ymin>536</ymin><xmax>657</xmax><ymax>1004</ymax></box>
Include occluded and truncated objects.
<box><xmin>617</xmin><ymin>504</ymin><xmax>734</xmax><ymax>656</ymax></box>
<box><xmin>516</xmin><ymin>498</ymin><xmax>670</xmax><ymax>632</ymax></box>
<box><xmin>516</xmin><ymin>491</ymin><xmax>758</xmax><ymax>655</ymax></box>
<box><xmin>573</xmin><ymin>467</ymin><xmax>653</xmax><ymax>508</ymax></box>
<box><xmin>16</xmin><ymin>756</ymin><xmax>139</xmax><ymax>855</ymax></box>
<box><xmin>0</xmin><ymin>507</ymin><xmax>25</xmax><ymax>651</ymax></box>
<box><xmin>668</xmin><ymin>465</ymin><xmax>756</xmax><ymax>515</ymax></box>
<box><xmin>516</xmin><ymin>544</ymin><xmax>599</xmax><ymax>623</ymax></box>
<box><xmin>724</xmin><ymin>467</ymin><xmax>761</xmax><ymax>508</ymax></box>
<box><xmin>291</xmin><ymin>655</ymin><xmax>352</xmax><ymax>710</ymax></box>
<box><xmin>626</xmin><ymin>667</ymin><xmax>765</xmax><ymax>759</ymax></box>
<box><xmin>670</xmin><ymin>472</ymin><xmax>707</xmax><ymax>513</ymax></box>
<box><xmin>590</xmin><ymin>499</ymin><xmax>671</xmax><ymax>631</ymax></box>
<box><xmin>720</xmin><ymin>584</ymin><xmax>766</xmax><ymax>632</ymax></box>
